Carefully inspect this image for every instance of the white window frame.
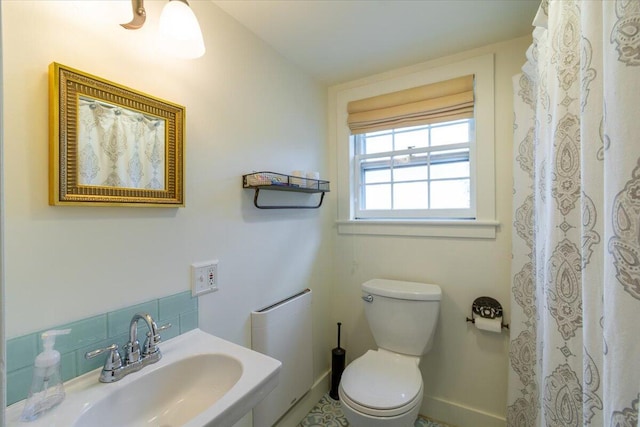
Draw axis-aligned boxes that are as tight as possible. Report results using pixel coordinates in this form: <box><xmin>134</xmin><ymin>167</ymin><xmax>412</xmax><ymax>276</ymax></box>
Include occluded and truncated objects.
<box><xmin>334</xmin><ymin>54</ymin><xmax>498</xmax><ymax>238</ymax></box>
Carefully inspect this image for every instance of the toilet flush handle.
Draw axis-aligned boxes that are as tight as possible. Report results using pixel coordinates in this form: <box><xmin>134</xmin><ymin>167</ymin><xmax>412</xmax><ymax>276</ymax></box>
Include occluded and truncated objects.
<box><xmin>362</xmin><ymin>294</ymin><xmax>373</xmax><ymax>303</ymax></box>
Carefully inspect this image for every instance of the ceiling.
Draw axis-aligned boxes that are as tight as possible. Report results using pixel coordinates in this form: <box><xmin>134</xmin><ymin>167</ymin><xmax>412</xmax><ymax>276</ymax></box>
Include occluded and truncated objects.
<box><xmin>212</xmin><ymin>0</ymin><xmax>540</xmax><ymax>85</ymax></box>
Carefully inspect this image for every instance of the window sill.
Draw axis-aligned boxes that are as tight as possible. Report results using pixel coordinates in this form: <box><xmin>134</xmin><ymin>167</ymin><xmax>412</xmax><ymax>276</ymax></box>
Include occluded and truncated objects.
<box><xmin>336</xmin><ymin>219</ymin><xmax>499</xmax><ymax>239</ymax></box>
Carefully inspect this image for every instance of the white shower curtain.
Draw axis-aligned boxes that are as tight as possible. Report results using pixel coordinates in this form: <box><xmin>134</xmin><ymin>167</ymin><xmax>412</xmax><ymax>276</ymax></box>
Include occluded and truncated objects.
<box><xmin>508</xmin><ymin>0</ymin><xmax>640</xmax><ymax>426</ymax></box>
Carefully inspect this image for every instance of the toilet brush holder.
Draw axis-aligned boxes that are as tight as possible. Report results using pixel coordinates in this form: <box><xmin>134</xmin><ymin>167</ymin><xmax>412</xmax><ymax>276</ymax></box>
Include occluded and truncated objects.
<box><xmin>329</xmin><ymin>322</ymin><xmax>345</xmax><ymax>400</ymax></box>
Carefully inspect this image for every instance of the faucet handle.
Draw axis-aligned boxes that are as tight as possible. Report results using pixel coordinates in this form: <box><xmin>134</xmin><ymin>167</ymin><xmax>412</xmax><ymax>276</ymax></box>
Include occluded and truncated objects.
<box><xmin>157</xmin><ymin>322</ymin><xmax>172</xmax><ymax>333</ymax></box>
<box><xmin>85</xmin><ymin>343</ymin><xmax>123</xmax><ymax>371</ymax></box>
<box><xmin>143</xmin><ymin>323</ymin><xmax>172</xmax><ymax>356</ymax></box>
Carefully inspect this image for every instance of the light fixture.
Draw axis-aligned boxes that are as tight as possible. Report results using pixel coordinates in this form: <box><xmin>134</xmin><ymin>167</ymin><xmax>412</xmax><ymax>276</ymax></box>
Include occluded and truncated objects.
<box><xmin>121</xmin><ymin>0</ymin><xmax>146</xmax><ymax>30</ymax></box>
<box><xmin>158</xmin><ymin>0</ymin><xmax>206</xmax><ymax>59</ymax></box>
<box><xmin>121</xmin><ymin>0</ymin><xmax>206</xmax><ymax>59</ymax></box>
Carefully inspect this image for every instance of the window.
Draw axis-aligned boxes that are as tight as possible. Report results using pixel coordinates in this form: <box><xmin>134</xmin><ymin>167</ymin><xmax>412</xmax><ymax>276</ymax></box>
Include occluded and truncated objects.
<box><xmin>334</xmin><ymin>54</ymin><xmax>497</xmax><ymax>238</ymax></box>
<box><xmin>354</xmin><ymin>119</ymin><xmax>474</xmax><ymax>219</ymax></box>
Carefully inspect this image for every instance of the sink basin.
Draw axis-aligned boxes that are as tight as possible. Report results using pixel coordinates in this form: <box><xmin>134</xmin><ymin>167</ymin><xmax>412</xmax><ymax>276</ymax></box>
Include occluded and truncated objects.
<box><xmin>6</xmin><ymin>329</ymin><xmax>281</xmax><ymax>427</ymax></box>
<box><xmin>74</xmin><ymin>354</ymin><xmax>243</xmax><ymax>426</ymax></box>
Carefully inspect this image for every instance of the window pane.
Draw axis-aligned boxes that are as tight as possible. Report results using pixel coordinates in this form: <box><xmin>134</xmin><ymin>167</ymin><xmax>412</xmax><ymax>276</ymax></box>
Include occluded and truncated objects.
<box><xmin>395</xmin><ymin>128</ymin><xmax>429</xmax><ymax>150</ymax></box>
<box><xmin>356</xmin><ymin>118</ymin><xmax>475</xmax><ymax>217</ymax></box>
<box><xmin>393</xmin><ymin>165</ymin><xmax>428</xmax><ymax>182</ymax></box>
<box><xmin>364</xmin><ymin>184</ymin><xmax>391</xmax><ymax>209</ymax></box>
<box><xmin>430</xmin><ymin>179</ymin><xmax>470</xmax><ymax>209</ymax></box>
<box><xmin>394</xmin><ymin>182</ymin><xmax>428</xmax><ymax>209</ymax></box>
<box><xmin>364</xmin><ymin>169</ymin><xmax>390</xmax><ymax>184</ymax></box>
<box><xmin>364</xmin><ymin>134</ymin><xmax>392</xmax><ymax>154</ymax></box>
<box><xmin>431</xmin><ymin>121</ymin><xmax>470</xmax><ymax>146</ymax></box>
<box><xmin>431</xmin><ymin>160</ymin><xmax>469</xmax><ymax>179</ymax></box>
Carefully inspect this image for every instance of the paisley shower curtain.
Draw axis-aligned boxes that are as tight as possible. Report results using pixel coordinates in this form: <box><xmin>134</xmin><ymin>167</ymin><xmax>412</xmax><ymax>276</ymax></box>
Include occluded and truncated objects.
<box><xmin>508</xmin><ymin>0</ymin><xmax>640</xmax><ymax>426</ymax></box>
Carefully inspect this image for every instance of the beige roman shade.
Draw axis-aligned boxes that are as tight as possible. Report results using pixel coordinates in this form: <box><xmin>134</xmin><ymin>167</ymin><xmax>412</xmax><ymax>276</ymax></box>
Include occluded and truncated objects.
<box><xmin>347</xmin><ymin>74</ymin><xmax>475</xmax><ymax>134</ymax></box>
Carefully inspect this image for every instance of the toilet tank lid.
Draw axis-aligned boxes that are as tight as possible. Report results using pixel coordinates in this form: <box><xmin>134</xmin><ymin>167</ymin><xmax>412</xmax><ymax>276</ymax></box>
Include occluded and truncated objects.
<box><xmin>362</xmin><ymin>279</ymin><xmax>441</xmax><ymax>301</ymax></box>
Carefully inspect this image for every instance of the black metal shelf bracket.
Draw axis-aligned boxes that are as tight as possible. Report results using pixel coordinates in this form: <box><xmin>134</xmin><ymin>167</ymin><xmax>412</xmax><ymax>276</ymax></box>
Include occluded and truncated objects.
<box><xmin>252</xmin><ymin>188</ymin><xmax>326</xmax><ymax>209</ymax></box>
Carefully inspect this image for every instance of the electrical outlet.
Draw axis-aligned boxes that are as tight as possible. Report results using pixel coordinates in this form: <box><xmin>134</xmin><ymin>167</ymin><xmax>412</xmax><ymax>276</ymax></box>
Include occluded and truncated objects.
<box><xmin>191</xmin><ymin>260</ymin><xmax>219</xmax><ymax>296</ymax></box>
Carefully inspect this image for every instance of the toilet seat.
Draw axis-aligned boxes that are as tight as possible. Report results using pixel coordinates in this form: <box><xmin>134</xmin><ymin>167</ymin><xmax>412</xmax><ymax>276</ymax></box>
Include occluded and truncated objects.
<box><xmin>339</xmin><ymin>350</ymin><xmax>423</xmax><ymax>417</ymax></box>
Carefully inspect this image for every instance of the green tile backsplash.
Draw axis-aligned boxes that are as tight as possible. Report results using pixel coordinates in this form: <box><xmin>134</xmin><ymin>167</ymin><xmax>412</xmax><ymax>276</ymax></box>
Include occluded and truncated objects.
<box><xmin>6</xmin><ymin>334</ymin><xmax>38</xmax><ymax>372</ymax></box>
<box><xmin>159</xmin><ymin>292</ymin><xmax>197</xmax><ymax>320</ymax></box>
<box><xmin>5</xmin><ymin>291</ymin><xmax>198</xmax><ymax>406</ymax></box>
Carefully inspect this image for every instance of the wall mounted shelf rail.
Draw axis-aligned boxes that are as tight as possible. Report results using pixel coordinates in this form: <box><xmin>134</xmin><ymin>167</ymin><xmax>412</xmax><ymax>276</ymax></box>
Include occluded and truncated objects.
<box><xmin>242</xmin><ymin>172</ymin><xmax>330</xmax><ymax>209</ymax></box>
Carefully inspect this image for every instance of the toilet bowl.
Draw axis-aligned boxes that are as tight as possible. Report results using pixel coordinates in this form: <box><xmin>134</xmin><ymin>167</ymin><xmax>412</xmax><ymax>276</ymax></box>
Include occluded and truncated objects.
<box><xmin>339</xmin><ymin>279</ymin><xmax>441</xmax><ymax>427</ymax></box>
<box><xmin>338</xmin><ymin>349</ymin><xmax>423</xmax><ymax>427</ymax></box>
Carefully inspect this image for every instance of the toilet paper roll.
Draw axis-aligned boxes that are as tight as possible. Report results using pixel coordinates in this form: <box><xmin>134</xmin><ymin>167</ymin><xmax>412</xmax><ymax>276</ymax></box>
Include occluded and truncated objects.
<box><xmin>306</xmin><ymin>171</ymin><xmax>320</xmax><ymax>188</ymax></box>
<box><xmin>290</xmin><ymin>170</ymin><xmax>305</xmax><ymax>187</ymax></box>
<box><xmin>474</xmin><ymin>316</ymin><xmax>503</xmax><ymax>333</ymax></box>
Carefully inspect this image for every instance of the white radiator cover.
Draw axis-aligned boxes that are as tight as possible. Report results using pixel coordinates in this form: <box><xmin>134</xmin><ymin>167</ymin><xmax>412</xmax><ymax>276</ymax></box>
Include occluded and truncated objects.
<box><xmin>251</xmin><ymin>289</ymin><xmax>313</xmax><ymax>427</ymax></box>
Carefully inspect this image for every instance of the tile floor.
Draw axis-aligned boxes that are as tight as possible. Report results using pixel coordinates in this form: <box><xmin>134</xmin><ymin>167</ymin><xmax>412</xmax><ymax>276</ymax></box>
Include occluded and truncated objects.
<box><xmin>298</xmin><ymin>394</ymin><xmax>448</xmax><ymax>427</ymax></box>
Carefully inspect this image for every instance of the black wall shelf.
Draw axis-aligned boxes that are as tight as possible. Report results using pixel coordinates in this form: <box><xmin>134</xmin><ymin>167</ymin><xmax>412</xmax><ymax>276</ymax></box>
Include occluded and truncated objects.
<box><xmin>242</xmin><ymin>172</ymin><xmax>330</xmax><ymax>209</ymax></box>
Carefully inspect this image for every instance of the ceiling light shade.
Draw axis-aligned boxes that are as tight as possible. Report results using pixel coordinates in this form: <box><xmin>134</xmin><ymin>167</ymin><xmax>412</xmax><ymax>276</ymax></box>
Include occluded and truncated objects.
<box><xmin>158</xmin><ymin>0</ymin><xmax>206</xmax><ymax>59</ymax></box>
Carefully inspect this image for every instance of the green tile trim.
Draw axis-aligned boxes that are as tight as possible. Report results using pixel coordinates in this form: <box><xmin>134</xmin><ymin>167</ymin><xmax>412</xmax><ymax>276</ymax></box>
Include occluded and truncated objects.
<box><xmin>6</xmin><ymin>291</ymin><xmax>198</xmax><ymax>407</ymax></box>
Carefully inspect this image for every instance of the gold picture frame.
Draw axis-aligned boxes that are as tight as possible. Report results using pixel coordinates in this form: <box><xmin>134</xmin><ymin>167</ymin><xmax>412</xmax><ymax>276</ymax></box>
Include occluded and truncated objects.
<box><xmin>49</xmin><ymin>62</ymin><xmax>185</xmax><ymax>207</ymax></box>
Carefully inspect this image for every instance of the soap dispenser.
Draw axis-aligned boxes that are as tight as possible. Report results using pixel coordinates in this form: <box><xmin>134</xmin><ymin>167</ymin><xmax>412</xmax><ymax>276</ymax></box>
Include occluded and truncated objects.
<box><xmin>20</xmin><ymin>329</ymin><xmax>71</xmax><ymax>421</ymax></box>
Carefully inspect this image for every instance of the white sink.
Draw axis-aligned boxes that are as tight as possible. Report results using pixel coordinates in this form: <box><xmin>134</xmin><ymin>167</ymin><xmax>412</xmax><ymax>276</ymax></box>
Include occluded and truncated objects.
<box><xmin>6</xmin><ymin>329</ymin><xmax>281</xmax><ymax>427</ymax></box>
<box><xmin>74</xmin><ymin>354</ymin><xmax>243</xmax><ymax>426</ymax></box>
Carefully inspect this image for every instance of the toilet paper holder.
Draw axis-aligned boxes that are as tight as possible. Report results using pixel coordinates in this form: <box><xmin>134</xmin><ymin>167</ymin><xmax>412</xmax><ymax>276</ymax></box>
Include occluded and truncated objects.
<box><xmin>466</xmin><ymin>296</ymin><xmax>509</xmax><ymax>329</ymax></box>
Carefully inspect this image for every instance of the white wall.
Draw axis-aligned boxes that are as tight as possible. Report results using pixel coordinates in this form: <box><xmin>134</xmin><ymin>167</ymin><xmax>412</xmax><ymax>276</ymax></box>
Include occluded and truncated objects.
<box><xmin>2</xmin><ymin>0</ymin><xmax>333</xmax><ymax>410</ymax></box>
<box><xmin>328</xmin><ymin>36</ymin><xmax>531</xmax><ymax>427</ymax></box>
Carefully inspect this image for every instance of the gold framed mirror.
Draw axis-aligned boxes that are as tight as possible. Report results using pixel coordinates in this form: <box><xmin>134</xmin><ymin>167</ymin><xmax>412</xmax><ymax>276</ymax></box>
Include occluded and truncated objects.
<box><xmin>49</xmin><ymin>62</ymin><xmax>185</xmax><ymax>207</ymax></box>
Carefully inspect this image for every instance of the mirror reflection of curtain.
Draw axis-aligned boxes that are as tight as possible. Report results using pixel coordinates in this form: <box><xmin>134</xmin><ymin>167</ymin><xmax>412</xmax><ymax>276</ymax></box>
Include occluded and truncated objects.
<box><xmin>78</xmin><ymin>97</ymin><xmax>166</xmax><ymax>190</ymax></box>
<box><xmin>508</xmin><ymin>0</ymin><xmax>640</xmax><ymax>425</ymax></box>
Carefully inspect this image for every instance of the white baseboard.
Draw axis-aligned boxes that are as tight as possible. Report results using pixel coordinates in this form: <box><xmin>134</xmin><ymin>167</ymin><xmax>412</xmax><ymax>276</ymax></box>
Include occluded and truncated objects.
<box><xmin>421</xmin><ymin>395</ymin><xmax>506</xmax><ymax>427</ymax></box>
<box><xmin>273</xmin><ymin>370</ymin><xmax>330</xmax><ymax>427</ymax></box>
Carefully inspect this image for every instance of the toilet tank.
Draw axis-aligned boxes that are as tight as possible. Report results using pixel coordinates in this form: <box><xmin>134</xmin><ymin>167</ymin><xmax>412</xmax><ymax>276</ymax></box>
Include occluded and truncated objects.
<box><xmin>362</xmin><ymin>279</ymin><xmax>441</xmax><ymax>356</ymax></box>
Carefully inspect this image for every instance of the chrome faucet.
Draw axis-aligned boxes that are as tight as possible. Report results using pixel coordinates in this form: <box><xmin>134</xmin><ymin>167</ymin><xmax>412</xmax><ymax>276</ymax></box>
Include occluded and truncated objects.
<box><xmin>126</xmin><ymin>312</ymin><xmax>160</xmax><ymax>365</ymax></box>
<box><xmin>85</xmin><ymin>312</ymin><xmax>171</xmax><ymax>383</ymax></box>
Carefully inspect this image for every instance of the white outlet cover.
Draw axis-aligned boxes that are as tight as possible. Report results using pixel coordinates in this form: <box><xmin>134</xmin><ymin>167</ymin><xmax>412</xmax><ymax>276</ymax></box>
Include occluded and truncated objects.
<box><xmin>191</xmin><ymin>260</ymin><xmax>219</xmax><ymax>297</ymax></box>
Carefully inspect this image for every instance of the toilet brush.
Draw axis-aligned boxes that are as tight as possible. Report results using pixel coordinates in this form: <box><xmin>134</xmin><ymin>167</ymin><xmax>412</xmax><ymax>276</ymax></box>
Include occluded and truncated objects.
<box><xmin>329</xmin><ymin>322</ymin><xmax>345</xmax><ymax>400</ymax></box>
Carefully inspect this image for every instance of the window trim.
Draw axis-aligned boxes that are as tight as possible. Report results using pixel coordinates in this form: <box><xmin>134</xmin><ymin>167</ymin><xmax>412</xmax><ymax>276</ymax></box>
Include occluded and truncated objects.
<box><xmin>334</xmin><ymin>54</ymin><xmax>497</xmax><ymax>238</ymax></box>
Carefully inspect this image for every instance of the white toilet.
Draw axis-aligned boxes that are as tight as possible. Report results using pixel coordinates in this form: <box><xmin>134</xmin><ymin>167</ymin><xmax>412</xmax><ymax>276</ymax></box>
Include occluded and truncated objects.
<box><xmin>338</xmin><ymin>278</ymin><xmax>441</xmax><ymax>427</ymax></box>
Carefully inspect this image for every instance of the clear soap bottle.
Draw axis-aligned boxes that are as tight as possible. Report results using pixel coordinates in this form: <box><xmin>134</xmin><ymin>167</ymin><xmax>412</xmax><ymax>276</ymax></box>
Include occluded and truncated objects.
<box><xmin>20</xmin><ymin>329</ymin><xmax>71</xmax><ymax>421</ymax></box>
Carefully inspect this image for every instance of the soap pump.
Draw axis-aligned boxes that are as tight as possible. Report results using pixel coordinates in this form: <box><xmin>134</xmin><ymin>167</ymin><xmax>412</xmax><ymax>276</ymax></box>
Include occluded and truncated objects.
<box><xmin>20</xmin><ymin>329</ymin><xmax>71</xmax><ymax>421</ymax></box>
